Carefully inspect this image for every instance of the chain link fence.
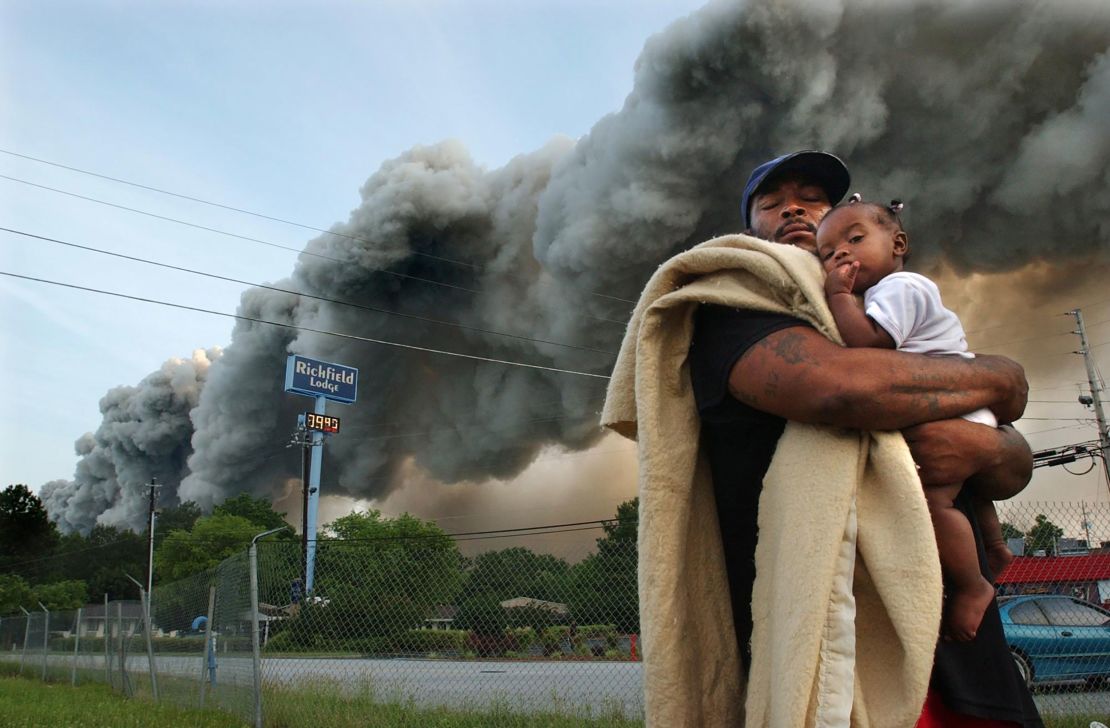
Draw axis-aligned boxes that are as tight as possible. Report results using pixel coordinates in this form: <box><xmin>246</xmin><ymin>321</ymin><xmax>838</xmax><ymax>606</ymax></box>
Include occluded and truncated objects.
<box><xmin>3</xmin><ymin>501</ymin><xmax>1110</xmax><ymax>725</ymax></box>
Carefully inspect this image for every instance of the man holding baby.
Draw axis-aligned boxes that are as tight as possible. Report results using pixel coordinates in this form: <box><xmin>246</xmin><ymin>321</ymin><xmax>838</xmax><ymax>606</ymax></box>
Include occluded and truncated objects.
<box><xmin>603</xmin><ymin>151</ymin><xmax>1042</xmax><ymax>726</ymax></box>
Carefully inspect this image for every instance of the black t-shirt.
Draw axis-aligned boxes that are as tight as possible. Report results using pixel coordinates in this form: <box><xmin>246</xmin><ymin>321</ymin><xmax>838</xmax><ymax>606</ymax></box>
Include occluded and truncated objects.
<box><xmin>688</xmin><ymin>304</ymin><xmax>1043</xmax><ymax>727</ymax></box>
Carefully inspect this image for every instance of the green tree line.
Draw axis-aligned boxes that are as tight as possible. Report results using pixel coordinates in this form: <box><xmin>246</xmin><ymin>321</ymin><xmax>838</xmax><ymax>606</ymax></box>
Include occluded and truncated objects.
<box><xmin>2</xmin><ymin>483</ymin><xmax>641</xmax><ymax>647</ymax></box>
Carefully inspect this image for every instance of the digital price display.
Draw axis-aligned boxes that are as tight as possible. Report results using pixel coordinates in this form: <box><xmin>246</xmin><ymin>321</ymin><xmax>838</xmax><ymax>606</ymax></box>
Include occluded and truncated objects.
<box><xmin>304</xmin><ymin>413</ymin><xmax>341</xmax><ymax>434</ymax></box>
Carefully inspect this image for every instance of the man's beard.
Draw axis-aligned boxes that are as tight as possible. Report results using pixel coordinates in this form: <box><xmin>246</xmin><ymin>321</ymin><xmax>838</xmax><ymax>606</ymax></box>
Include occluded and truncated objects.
<box><xmin>773</xmin><ymin>219</ymin><xmax>817</xmax><ymax>242</ymax></box>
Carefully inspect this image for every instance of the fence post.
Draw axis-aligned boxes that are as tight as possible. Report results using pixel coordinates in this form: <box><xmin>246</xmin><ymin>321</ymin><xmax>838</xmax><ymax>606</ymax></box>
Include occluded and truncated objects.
<box><xmin>250</xmin><ymin>526</ymin><xmax>288</xmax><ymax>728</ymax></box>
<box><xmin>126</xmin><ymin>573</ymin><xmax>159</xmax><ymax>702</ymax></box>
<box><xmin>103</xmin><ymin>594</ymin><xmax>110</xmax><ymax>686</ymax></box>
<box><xmin>117</xmin><ymin>600</ymin><xmax>132</xmax><ymax>697</ymax></box>
<box><xmin>142</xmin><ymin>589</ymin><xmax>159</xmax><ymax>700</ymax></box>
<box><xmin>38</xmin><ymin>602</ymin><xmax>49</xmax><ymax>682</ymax></box>
<box><xmin>18</xmin><ymin>606</ymin><xmax>29</xmax><ymax>676</ymax></box>
<box><xmin>199</xmin><ymin>585</ymin><xmax>216</xmax><ymax>707</ymax></box>
<box><xmin>71</xmin><ymin>607</ymin><xmax>82</xmax><ymax>686</ymax></box>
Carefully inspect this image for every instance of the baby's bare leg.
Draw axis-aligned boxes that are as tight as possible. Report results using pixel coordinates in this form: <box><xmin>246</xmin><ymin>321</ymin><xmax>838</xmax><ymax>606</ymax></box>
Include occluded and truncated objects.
<box><xmin>924</xmin><ymin>482</ymin><xmax>996</xmax><ymax>641</ymax></box>
<box><xmin>974</xmin><ymin>497</ymin><xmax>1013</xmax><ymax>577</ymax></box>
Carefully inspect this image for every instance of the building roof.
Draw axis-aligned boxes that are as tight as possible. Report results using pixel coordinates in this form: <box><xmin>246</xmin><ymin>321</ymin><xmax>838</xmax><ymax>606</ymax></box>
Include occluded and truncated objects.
<box><xmin>499</xmin><ymin>597</ymin><xmax>569</xmax><ymax>614</ymax></box>
<box><xmin>80</xmin><ymin>602</ymin><xmax>144</xmax><ymax>619</ymax></box>
<box><xmin>996</xmin><ymin>553</ymin><xmax>1110</xmax><ymax>584</ymax></box>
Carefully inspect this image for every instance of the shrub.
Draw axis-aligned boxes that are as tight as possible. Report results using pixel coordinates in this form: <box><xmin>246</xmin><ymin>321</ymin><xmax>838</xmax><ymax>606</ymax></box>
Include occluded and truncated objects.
<box><xmin>507</xmin><ymin>626</ymin><xmax>537</xmax><ymax>651</ymax></box>
<box><xmin>467</xmin><ymin>630</ymin><xmax>518</xmax><ymax>657</ymax></box>
<box><xmin>541</xmin><ymin>625</ymin><xmax>571</xmax><ymax>653</ymax></box>
<box><xmin>401</xmin><ymin>629</ymin><xmax>467</xmax><ymax>654</ymax></box>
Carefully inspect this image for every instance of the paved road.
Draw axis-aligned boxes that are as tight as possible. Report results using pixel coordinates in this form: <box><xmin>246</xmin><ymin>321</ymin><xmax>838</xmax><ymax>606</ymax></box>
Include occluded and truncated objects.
<box><xmin>3</xmin><ymin>653</ymin><xmax>643</xmax><ymax>718</ymax></box>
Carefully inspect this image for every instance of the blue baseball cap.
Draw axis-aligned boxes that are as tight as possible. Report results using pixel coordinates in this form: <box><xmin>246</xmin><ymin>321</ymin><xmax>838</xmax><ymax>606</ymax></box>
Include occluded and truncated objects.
<box><xmin>741</xmin><ymin>150</ymin><xmax>850</xmax><ymax>229</ymax></box>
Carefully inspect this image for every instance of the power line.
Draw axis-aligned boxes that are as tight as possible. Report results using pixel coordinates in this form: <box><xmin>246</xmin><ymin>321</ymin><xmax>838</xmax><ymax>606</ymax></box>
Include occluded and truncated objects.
<box><xmin>1019</xmin><ymin>424</ymin><xmax>1095</xmax><ymax>436</ymax></box>
<box><xmin>0</xmin><ymin>269</ymin><xmax>611</xmax><ymax>380</ymax></box>
<box><xmin>0</xmin><ymin>149</ymin><xmax>476</xmax><ymax>270</ymax></box>
<box><xmin>0</xmin><ymin>173</ymin><xmax>487</xmax><ymax>297</ymax></box>
<box><xmin>1018</xmin><ymin>417</ymin><xmax>1096</xmax><ymax>422</ymax></box>
<box><xmin>967</xmin><ymin>331</ymin><xmax>1074</xmax><ymax>351</ymax></box>
<box><xmin>0</xmin><ymin>147</ymin><xmax>636</xmax><ymax>305</ymax></box>
<box><xmin>0</xmin><ymin>226</ymin><xmax>617</xmax><ymax>357</ymax></box>
<box><xmin>0</xmin><ymin>173</ymin><xmax>628</xmax><ymax>326</ymax></box>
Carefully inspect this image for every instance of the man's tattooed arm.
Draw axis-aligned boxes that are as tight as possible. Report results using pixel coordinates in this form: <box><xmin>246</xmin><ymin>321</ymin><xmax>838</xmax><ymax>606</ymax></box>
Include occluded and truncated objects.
<box><xmin>726</xmin><ymin>326</ymin><xmax>1027</xmax><ymax>431</ymax></box>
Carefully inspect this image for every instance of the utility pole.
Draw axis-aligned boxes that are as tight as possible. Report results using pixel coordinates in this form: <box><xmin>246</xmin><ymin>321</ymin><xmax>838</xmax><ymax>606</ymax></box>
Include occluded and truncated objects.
<box><xmin>1069</xmin><ymin>308</ymin><xmax>1110</xmax><ymax>493</ymax></box>
<box><xmin>145</xmin><ymin>478</ymin><xmax>162</xmax><ymax>596</ymax></box>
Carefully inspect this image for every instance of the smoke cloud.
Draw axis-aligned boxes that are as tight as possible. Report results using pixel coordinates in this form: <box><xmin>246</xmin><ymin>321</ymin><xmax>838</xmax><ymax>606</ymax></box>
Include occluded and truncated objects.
<box><xmin>46</xmin><ymin>0</ymin><xmax>1110</xmax><ymax>531</ymax></box>
<box><xmin>41</xmin><ymin>349</ymin><xmax>219</xmax><ymax>532</ymax></box>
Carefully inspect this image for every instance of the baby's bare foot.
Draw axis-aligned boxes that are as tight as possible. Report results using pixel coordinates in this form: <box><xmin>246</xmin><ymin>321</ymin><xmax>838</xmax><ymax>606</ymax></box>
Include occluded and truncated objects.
<box><xmin>943</xmin><ymin>578</ymin><xmax>996</xmax><ymax>642</ymax></box>
<box><xmin>986</xmin><ymin>541</ymin><xmax>1014</xmax><ymax>578</ymax></box>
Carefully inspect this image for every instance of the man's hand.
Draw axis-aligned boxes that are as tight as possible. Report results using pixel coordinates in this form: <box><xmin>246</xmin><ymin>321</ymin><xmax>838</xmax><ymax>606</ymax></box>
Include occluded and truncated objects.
<box><xmin>903</xmin><ymin>421</ymin><xmax>1033</xmax><ymax>498</ymax></box>
<box><xmin>824</xmin><ymin>261</ymin><xmax>859</xmax><ymax>297</ymax></box>
<box><xmin>973</xmin><ymin>355</ymin><xmax>1029</xmax><ymax>425</ymax></box>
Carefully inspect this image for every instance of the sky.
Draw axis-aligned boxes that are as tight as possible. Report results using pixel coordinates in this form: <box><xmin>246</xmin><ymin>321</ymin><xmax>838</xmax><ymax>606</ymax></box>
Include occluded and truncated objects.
<box><xmin>1</xmin><ymin>0</ymin><xmax>1109</xmax><ymax>553</ymax></box>
<box><xmin>0</xmin><ymin>0</ymin><xmax>702</xmax><ymax>498</ymax></box>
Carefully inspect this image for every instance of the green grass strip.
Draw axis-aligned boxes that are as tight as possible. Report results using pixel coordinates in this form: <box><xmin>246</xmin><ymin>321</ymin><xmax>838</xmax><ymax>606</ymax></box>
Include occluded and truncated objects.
<box><xmin>0</xmin><ymin>676</ymin><xmax>247</xmax><ymax>728</ymax></box>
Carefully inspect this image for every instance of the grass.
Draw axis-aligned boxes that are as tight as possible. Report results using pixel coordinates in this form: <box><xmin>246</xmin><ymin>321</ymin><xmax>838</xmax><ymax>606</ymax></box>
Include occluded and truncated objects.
<box><xmin>0</xmin><ymin>676</ymin><xmax>247</xmax><ymax>727</ymax></box>
<box><xmin>263</xmin><ymin>680</ymin><xmax>642</xmax><ymax>728</ymax></box>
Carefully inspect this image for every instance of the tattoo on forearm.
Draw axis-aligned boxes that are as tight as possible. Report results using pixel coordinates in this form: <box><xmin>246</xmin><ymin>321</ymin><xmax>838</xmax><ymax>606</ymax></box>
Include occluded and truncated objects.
<box><xmin>767</xmin><ymin>331</ymin><xmax>818</xmax><ymax>366</ymax></box>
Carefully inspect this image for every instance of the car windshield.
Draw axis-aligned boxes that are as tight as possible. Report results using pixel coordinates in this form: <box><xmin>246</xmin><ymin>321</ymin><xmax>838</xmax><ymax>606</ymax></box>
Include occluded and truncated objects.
<box><xmin>1037</xmin><ymin>598</ymin><xmax>1110</xmax><ymax>627</ymax></box>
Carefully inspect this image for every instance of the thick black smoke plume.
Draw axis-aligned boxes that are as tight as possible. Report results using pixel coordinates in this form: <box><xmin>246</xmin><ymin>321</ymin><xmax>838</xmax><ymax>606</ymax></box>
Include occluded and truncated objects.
<box><xmin>41</xmin><ymin>349</ymin><xmax>219</xmax><ymax>532</ymax></box>
<box><xmin>46</xmin><ymin>0</ymin><xmax>1110</xmax><ymax>531</ymax></box>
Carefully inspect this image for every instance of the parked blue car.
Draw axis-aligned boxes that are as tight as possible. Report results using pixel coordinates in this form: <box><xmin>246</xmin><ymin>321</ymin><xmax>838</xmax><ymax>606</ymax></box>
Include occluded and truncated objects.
<box><xmin>998</xmin><ymin>595</ymin><xmax>1110</xmax><ymax>686</ymax></box>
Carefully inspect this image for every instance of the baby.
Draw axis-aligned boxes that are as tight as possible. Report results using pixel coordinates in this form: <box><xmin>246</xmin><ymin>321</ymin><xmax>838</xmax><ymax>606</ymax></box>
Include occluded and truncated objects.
<box><xmin>816</xmin><ymin>195</ymin><xmax>1011</xmax><ymax>642</ymax></box>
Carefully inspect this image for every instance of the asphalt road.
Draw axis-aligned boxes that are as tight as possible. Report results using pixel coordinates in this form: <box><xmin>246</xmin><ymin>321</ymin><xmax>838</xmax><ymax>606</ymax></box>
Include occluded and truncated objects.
<box><xmin>3</xmin><ymin>652</ymin><xmax>643</xmax><ymax>718</ymax></box>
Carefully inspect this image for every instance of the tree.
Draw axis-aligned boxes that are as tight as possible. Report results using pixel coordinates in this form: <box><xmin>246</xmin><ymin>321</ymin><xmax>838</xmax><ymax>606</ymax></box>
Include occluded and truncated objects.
<box><xmin>567</xmin><ymin>498</ymin><xmax>639</xmax><ymax>633</ymax></box>
<box><xmin>31</xmin><ymin>580</ymin><xmax>87</xmax><ymax>610</ymax></box>
<box><xmin>215</xmin><ymin>494</ymin><xmax>290</xmax><ymax>533</ymax></box>
<box><xmin>153</xmin><ymin>501</ymin><xmax>202</xmax><ymax>549</ymax></box>
<box><xmin>155</xmin><ymin>513</ymin><xmax>260</xmax><ymax>581</ymax></box>
<box><xmin>0</xmin><ymin>485</ymin><xmax>59</xmax><ymax>577</ymax></box>
<box><xmin>53</xmin><ymin>525</ymin><xmax>148</xmax><ymax>600</ymax></box>
<box><xmin>999</xmin><ymin>522</ymin><xmax>1024</xmax><ymax>541</ymax></box>
<box><xmin>1026</xmin><ymin>514</ymin><xmax>1064</xmax><ymax>556</ymax></box>
<box><xmin>461</xmin><ymin>547</ymin><xmax>570</xmax><ymax>604</ymax></box>
<box><xmin>597</xmin><ymin>498</ymin><xmax>638</xmax><ymax>555</ymax></box>
<box><xmin>0</xmin><ymin>574</ymin><xmax>32</xmax><ymax>614</ymax></box>
<box><xmin>284</xmin><ymin>511</ymin><xmax>464</xmax><ymax>651</ymax></box>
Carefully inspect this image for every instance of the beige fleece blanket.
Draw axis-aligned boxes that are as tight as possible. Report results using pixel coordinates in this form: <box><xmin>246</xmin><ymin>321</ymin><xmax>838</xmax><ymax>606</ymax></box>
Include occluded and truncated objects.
<box><xmin>601</xmin><ymin>234</ymin><xmax>943</xmax><ymax>727</ymax></box>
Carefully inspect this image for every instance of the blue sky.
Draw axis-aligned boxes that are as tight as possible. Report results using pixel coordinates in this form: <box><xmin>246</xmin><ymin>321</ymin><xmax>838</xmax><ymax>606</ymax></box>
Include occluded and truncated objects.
<box><xmin>0</xmin><ymin>0</ymin><xmax>708</xmax><ymax>491</ymax></box>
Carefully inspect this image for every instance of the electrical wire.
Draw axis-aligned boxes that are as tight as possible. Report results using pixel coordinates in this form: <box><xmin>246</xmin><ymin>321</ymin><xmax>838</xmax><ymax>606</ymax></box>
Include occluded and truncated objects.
<box><xmin>966</xmin><ymin>330</ymin><xmax>1074</xmax><ymax>351</ymax></box>
<box><xmin>0</xmin><ymin>270</ymin><xmax>612</xmax><ymax>380</ymax></box>
<box><xmin>1018</xmin><ymin>424</ymin><xmax>1096</xmax><ymax>436</ymax></box>
<box><xmin>0</xmin><ymin>226</ymin><xmax>618</xmax><ymax>356</ymax></box>
<box><xmin>0</xmin><ymin>147</ymin><xmax>637</xmax><ymax>305</ymax></box>
<box><xmin>0</xmin><ymin>173</ymin><xmax>491</xmax><ymax>297</ymax></box>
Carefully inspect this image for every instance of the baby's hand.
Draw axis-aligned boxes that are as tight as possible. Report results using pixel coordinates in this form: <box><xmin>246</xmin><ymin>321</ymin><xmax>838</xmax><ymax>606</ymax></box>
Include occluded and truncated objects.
<box><xmin>824</xmin><ymin>261</ymin><xmax>859</xmax><ymax>297</ymax></box>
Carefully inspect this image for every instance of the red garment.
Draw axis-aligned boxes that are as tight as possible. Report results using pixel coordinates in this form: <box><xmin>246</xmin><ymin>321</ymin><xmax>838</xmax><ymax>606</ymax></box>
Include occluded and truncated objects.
<box><xmin>915</xmin><ymin>688</ymin><xmax>1020</xmax><ymax>728</ymax></box>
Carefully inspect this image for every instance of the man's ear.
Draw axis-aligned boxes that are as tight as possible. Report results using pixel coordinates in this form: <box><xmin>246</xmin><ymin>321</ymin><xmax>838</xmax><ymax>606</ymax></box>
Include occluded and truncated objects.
<box><xmin>893</xmin><ymin>230</ymin><xmax>909</xmax><ymax>257</ymax></box>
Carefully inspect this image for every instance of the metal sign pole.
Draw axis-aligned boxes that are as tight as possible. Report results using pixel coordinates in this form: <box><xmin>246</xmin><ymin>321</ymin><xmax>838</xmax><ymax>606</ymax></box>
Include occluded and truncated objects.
<box><xmin>304</xmin><ymin>395</ymin><xmax>326</xmax><ymax>594</ymax></box>
<box><xmin>283</xmin><ymin>354</ymin><xmax>357</xmax><ymax>596</ymax></box>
